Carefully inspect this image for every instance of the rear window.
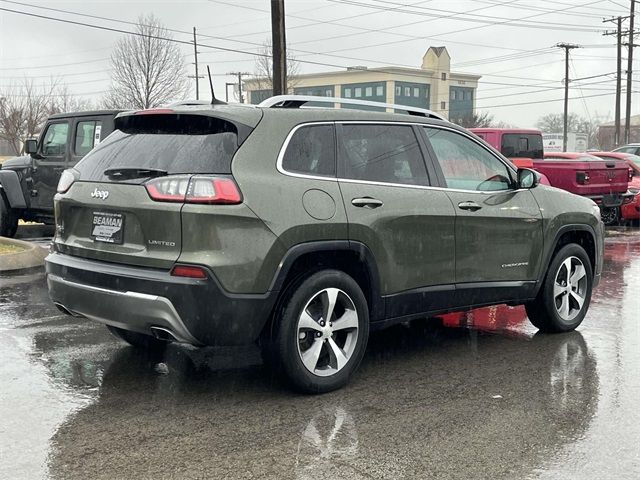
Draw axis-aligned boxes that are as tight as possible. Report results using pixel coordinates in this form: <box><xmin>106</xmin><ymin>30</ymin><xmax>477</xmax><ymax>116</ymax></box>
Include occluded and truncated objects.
<box><xmin>75</xmin><ymin>114</ymin><xmax>241</xmax><ymax>181</ymax></box>
<box><xmin>340</xmin><ymin>124</ymin><xmax>429</xmax><ymax>185</ymax></box>
<box><xmin>501</xmin><ymin>134</ymin><xmax>543</xmax><ymax>159</ymax></box>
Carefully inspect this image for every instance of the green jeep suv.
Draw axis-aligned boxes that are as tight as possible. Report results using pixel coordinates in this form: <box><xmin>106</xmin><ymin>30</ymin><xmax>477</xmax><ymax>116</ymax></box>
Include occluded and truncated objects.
<box><xmin>46</xmin><ymin>98</ymin><xmax>604</xmax><ymax>393</ymax></box>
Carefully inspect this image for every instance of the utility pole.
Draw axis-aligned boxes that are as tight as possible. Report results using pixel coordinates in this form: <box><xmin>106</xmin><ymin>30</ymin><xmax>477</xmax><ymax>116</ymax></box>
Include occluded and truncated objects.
<box><xmin>271</xmin><ymin>0</ymin><xmax>287</xmax><ymax>96</ymax></box>
<box><xmin>227</xmin><ymin>72</ymin><xmax>251</xmax><ymax>103</ymax></box>
<box><xmin>625</xmin><ymin>0</ymin><xmax>636</xmax><ymax>144</ymax></box>
<box><xmin>604</xmin><ymin>17</ymin><xmax>626</xmax><ymax>147</ymax></box>
<box><xmin>188</xmin><ymin>27</ymin><xmax>204</xmax><ymax>100</ymax></box>
<box><xmin>557</xmin><ymin>43</ymin><xmax>580</xmax><ymax>152</ymax></box>
<box><xmin>225</xmin><ymin>82</ymin><xmax>235</xmax><ymax>102</ymax></box>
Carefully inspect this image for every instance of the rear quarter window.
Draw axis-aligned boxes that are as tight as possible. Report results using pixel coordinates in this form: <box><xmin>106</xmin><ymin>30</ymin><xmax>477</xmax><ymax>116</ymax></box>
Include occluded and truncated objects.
<box><xmin>75</xmin><ymin>114</ymin><xmax>241</xmax><ymax>181</ymax></box>
<box><xmin>281</xmin><ymin>124</ymin><xmax>336</xmax><ymax>177</ymax></box>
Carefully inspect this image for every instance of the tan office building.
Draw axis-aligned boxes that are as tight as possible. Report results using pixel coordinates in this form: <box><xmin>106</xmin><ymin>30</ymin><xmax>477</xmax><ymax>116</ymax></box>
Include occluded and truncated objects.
<box><xmin>244</xmin><ymin>46</ymin><xmax>481</xmax><ymax>121</ymax></box>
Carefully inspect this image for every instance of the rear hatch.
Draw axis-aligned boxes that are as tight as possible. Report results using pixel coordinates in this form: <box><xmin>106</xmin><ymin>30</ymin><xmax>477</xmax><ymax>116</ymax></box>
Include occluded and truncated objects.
<box><xmin>54</xmin><ymin>108</ymin><xmax>259</xmax><ymax>269</ymax></box>
<box><xmin>533</xmin><ymin>156</ymin><xmax>629</xmax><ymax>196</ymax></box>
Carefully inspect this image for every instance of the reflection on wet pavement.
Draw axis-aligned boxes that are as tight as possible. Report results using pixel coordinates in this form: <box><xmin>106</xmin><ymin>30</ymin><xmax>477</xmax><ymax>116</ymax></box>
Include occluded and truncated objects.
<box><xmin>1</xmin><ymin>230</ymin><xmax>639</xmax><ymax>479</ymax></box>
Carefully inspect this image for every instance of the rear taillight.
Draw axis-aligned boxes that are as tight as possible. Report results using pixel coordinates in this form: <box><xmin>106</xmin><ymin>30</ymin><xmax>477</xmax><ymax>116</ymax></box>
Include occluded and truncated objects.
<box><xmin>145</xmin><ymin>175</ymin><xmax>241</xmax><ymax>204</ymax></box>
<box><xmin>171</xmin><ymin>265</ymin><xmax>208</xmax><ymax>279</ymax></box>
<box><xmin>629</xmin><ymin>168</ymin><xmax>634</xmax><ymax>182</ymax></box>
<box><xmin>576</xmin><ymin>171</ymin><xmax>590</xmax><ymax>185</ymax></box>
<box><xmin>57</xmin><ymin>169</ymin><xmax>77</xmax><ymax>193</ymax></box>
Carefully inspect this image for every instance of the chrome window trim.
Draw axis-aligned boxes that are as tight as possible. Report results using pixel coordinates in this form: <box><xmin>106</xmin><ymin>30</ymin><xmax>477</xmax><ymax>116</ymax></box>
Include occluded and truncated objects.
<box><xmin>276</xmin><ymin>121</ymin><xmax>521</xmax><ymax>195</ymax></box>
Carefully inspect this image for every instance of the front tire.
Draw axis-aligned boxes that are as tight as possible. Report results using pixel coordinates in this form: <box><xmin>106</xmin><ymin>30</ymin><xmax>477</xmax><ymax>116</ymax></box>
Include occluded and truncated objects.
<box><xmin>106</xmin><ymin>325</ymin><xmax>169</xmax><ymax>351</ymax></box>
<box><xmin>0</xmin><ymin>197</ymin><xmax>18</xmax><ymax>238</ymax></box>
<box><xmin>526</xmin><ymin>244</ymin><xmax>593</xmax><ymax>333</ymax></box>
<box><xmin>270</xmin><ymin>269</ymin><xmax>369</xmax><ymax>393</ymax></box>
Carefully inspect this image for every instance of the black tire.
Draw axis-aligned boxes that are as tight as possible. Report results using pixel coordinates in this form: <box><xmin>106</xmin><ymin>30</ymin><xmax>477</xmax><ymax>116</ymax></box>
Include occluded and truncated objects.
<box><xmin>268</xmin><ymin>269</ymin><xmax>369</xmax><ymax>394</ymax></box>
<box><xmin>526</xmin><ymin>244</ymin><xmax>593</xmax><ymax>333</ymax></box>
<box><xmin>601</xmin><ymin>206</ymin><xmax>619</xmax><ymax>226</ymax></box>
<box><xmin>106</xmin><ymin>325</ymin><xmax>169</xmax><ymax>351</ymax></box>
<box><xmin>0</xmin><ymin>196</ymin><xmax>18</xmax><ymax>238</ymax></box>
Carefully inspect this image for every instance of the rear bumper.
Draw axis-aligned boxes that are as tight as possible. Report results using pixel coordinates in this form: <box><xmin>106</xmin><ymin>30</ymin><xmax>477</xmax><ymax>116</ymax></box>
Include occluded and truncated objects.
<box><xmin>45</xmin><ymin>253</ymin><xmax>277</xmax><ymax>346</ymax></box>
<box><xmin>587</xmin><ymin>192</ymin><xmax>634</xmax><ymax>208</ymax></box>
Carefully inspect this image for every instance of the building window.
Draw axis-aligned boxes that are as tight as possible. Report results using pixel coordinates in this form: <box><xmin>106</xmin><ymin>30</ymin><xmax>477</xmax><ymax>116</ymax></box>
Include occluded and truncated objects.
<box><xmin>441</xmin><ymin>101</ymin><xmax>446</xmax><ymax>110</ymax></box>
<box><xmin>451</xmin><ymin>90</ymin><xmax>456</xmax><ymax>101</ymax></box>
<box><xmin>376</xmin><ymin>85</ymin><xmax>384</xmax><ymax>96</ymax></box>
<box><xmin>355</xmin><ymin>87</ymin><xmax>362</xmax><ymax>98</ymax></box>
<box><xmin>326</xmin><ymin>89</ymin><xmax>332</xmax><ymax>97</ymax></box>
<box><xmin>413</xmin><ymin>87</ymin><xmax>420</xmax><ymax>98</ymax></box>
<box><xmin>464</xmin><ymin>91</ymin><xmax>472</xmax><ymax>101</ymax></box>
<box><xmin>365</xmin><ymin>87</ymin><xmax>373</xmax><ymax>97</ymax></box>
<box><xmin>441</xmin><ymin>73</ymin><xmax>447</xmax><ymax>81</ymax></box>
<box><xmin>344</xmin><ymin>88</ymin><xmax>351</xmax><ymax>98</ymax></box>
<box><xmin>404</xmin><ymin>87</ymin><xmax>411</xmax><ymax>96</ymax></box>
<box><xmin>395</xmin><ymin>85</ymin><xmax>401</xmax><ymax>96</ymax></box>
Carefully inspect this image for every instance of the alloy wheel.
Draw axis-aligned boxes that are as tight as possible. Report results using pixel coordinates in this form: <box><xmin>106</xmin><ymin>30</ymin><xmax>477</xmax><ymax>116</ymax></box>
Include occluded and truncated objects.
<box><xmin>553</xmin><ymin>256</ymin><xmax>588</xmax><ymax>322</ymax></box>
<box><xmin>296</xmin><ymin>288</ymin><xmax>359</xmax><ymax>377</ymax></box>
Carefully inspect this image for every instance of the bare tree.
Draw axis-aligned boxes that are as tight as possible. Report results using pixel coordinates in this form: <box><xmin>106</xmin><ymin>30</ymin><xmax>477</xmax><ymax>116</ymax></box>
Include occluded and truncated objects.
<box><xmin>452</xmin><ymin>111</ymin><xmax>495</xmax><ymax>129</ymax></box>
<box><xmin>251</xmin><ymin>40</ymin><xmax>300</xmax><ymax>94</ymax></box>
<box><xmin>0</xmin><ymin>79</ymin><xmax>55</xmax><ymax>155</ymax></box>
<box><xmin>103</xmin><ymin>14</ymin><xmax>188</xmax><ymax>109</ymax></box>
<box><xmin>0</xmin><ymin>79</ymin><xmax>94</xmax><ymax>156</ymax></box>
<box><xmin>49</xmin><ymin>85</ymin><xmax>94</xmax><ymax>114</ymax></box>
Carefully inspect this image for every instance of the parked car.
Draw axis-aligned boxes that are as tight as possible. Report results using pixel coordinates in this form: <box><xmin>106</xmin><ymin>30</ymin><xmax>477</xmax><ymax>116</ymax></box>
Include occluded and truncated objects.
<box><xmin>46</xmin><ymin>96</ymin><xmax>604</xmax><ymax>393</ymax></box>
<box><xmin>613</xmin><ymin>143</ymin><xmax>640</xmax><ymax>156</ymax></box>
<box><xmin>591</xmin><ymin>151</ymin><xmax>640</xmax><ymax>224</ymax></box>
<box><xmin>0</xmin><ymin>110</ymin><xmax>121</xmax><ymax>237</ymax></box>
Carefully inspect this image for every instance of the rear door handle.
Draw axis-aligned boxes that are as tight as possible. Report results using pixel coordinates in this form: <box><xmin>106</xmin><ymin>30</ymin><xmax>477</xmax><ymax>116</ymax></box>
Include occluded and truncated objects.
<box><xmin>458</xmin><ymin>201</ymin><xmax>482</xmax><ymax>212</ymax></box>
<box><xmin>352</xmin><ymin>197</ymin><xmax>383</xmax><ymax>209</ymax></box>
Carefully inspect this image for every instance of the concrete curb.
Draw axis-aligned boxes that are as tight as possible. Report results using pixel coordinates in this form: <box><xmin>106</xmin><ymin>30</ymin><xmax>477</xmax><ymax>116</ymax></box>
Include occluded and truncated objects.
<box><xmin>0</xmin><ymin>237</ymin><xmax>47</xmax><ymax>272</ymax></box>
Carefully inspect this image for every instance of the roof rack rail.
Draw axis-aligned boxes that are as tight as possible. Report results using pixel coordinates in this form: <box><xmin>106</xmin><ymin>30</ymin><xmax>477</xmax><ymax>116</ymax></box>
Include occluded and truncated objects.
<box><xmin>259</xmin><ymin>95</ymin><xmax>447</xmax><ymax>121</ymax></box>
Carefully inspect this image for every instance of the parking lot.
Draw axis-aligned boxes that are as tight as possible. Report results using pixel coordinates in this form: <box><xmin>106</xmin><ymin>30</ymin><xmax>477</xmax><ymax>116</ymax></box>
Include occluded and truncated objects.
<box><xmin>0</xmin><ymin>228</ymin><xmax>637</xmax><ymax>479</ymax></box>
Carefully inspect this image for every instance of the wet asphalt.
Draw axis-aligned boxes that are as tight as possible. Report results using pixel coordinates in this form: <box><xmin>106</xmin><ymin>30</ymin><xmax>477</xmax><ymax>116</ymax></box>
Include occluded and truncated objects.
<box><xmin>1</xmin><ymin>228</ymin><xmax>639</xmax><ymax>479</ymax></box>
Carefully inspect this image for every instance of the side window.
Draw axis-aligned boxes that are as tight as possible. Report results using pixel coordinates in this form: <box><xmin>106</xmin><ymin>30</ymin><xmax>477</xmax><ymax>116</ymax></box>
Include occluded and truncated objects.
<box><xmin>74</xmin><ymin>120</ymin><xmax>103</xmax><ymax>156</ymax></box>
<box><xmin>41</xmin><ymin>122</ymin><xmax>69</xmax><ymax>156</ymax></box>
<box><xmin>282</xmin><ymin>124</ymin><xmax>335</xmax><ymax>177</ymax></box>
<box><xmin>424</xmin><ymin>127</ymin><xmax>513</xmax><ymax>191</ymax></box>
<box><xmin>340</xmin><ymin>124</ymin><xmax>429</xmax><ymax>185</ymax></box>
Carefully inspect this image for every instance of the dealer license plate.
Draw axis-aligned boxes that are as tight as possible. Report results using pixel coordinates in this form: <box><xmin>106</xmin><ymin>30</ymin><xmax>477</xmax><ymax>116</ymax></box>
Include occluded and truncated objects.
<box><xmin>90</xmin><ymin>212</ymin><xmax>124</xmax><ymax>244</ymax></box>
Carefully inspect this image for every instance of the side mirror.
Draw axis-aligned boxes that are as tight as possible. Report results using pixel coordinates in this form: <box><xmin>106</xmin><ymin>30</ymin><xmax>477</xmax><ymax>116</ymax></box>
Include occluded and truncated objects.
<box><xmin>25</xmin><ymin>139</ymin><xmax>38</xmax><ymax>155</ymax></box>
<box><xmin>517</xmin><ymin>168</ymin><xmax>541</xmax><ymax>189</ymax></box>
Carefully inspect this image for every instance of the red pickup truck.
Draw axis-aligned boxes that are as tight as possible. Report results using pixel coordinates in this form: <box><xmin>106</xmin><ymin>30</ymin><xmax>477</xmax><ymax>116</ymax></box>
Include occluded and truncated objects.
<box><xmin>470</xmin><ymin>128</ymin><xmax>631</xmax><ymax>225</ymax></box>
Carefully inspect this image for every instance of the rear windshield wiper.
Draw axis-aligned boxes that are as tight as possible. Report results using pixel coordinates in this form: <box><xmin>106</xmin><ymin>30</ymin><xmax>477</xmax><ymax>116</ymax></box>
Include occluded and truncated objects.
<box><xmin>104</xmin><ymin>167</ymin><xmax>168</xmax><ymax>180</ymax></box>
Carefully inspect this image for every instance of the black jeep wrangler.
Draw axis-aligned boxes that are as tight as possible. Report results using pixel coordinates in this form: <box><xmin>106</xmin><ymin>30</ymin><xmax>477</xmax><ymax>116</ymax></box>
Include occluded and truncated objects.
<box><xmin>0</xmin><ymin>110</ymin><xmax>121</xmax><ymax>237</ymax></box>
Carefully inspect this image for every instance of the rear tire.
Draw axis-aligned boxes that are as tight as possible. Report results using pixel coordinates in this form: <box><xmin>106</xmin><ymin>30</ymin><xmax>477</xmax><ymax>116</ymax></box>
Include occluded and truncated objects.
<box><xmin>0</xmin><ymin>197</ymin><xmax>18</xmax><ymax>238</ymax></box>
<box><xmin>526</xmin><ymin>244</ymin><xmax>593</xmax><ymax>333</ymax></box>
<box><xmin>268</xmin><ymin>269</ymin><xmax>369</xmax><ymax>394</ymax></box>
<box><xmin>107</xmin><ymin>325</ymin><xmax>169</xmax><ymax>351</ymax></box>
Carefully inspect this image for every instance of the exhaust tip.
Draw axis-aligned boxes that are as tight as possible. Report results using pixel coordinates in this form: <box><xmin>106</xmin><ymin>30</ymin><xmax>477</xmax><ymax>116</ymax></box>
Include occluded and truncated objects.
<box><xmin>150</xmin><ymin>326</ymin><xmax>179</xmax><ymax>342</ymax></box>
<box><xmin>54</xmin><ymin>302</ymin><xmax>73</xmax><ymax>316</ymax></box>
<box><xmin>54</xmin><ymin>302</ymin><xmax>84</xmax><ymax>318</ymax></box>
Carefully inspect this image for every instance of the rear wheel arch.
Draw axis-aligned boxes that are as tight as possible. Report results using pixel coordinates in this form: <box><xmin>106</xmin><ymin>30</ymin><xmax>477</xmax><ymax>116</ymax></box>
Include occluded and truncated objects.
<box><xmin>268</xmin><ymin>241</ymin><xmax>384</xmax><ymax>325</ymax></box>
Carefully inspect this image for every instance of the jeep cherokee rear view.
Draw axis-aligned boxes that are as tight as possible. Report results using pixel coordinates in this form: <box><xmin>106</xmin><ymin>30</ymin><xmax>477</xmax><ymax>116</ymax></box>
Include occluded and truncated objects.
<box><xmin>46</xmin><ymin>99</ymin><xmax>604</xmax><ymax>393</ymax></box>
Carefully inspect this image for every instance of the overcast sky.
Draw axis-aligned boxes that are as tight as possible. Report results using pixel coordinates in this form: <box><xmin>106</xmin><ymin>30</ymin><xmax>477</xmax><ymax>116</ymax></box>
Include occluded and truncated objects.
<box><xmin>0</xmin><ymin>0</ymin><xmax>631</xmax><ymax>127</ymax></box>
